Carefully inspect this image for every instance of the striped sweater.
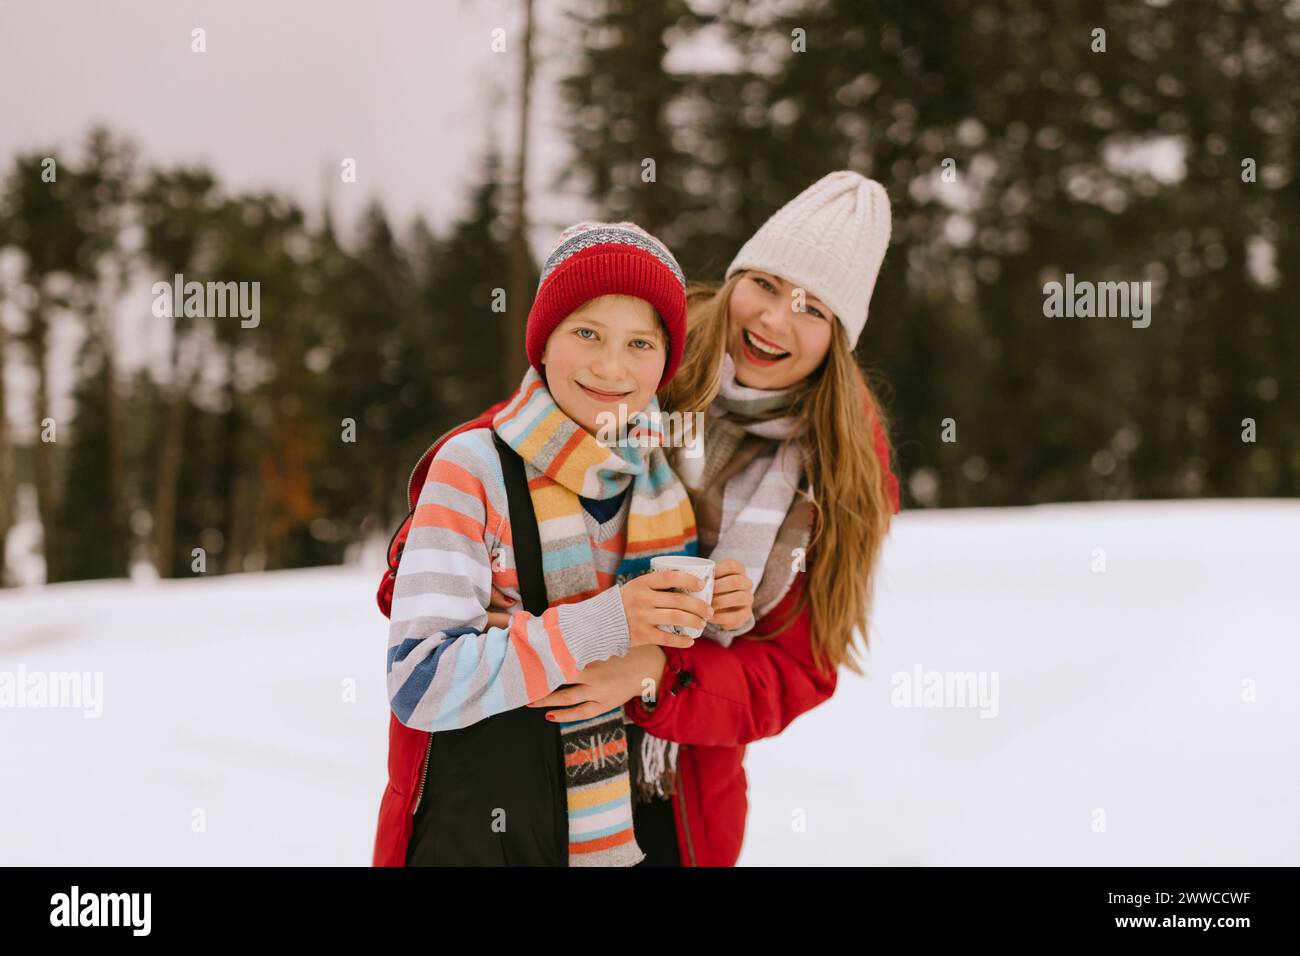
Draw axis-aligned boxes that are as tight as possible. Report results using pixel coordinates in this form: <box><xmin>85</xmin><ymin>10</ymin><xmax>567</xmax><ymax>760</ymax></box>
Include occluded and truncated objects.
<box><xmin>387</xmin><ymin>426</ymin><xmax>633</xmax><ymax>732</ymax></box>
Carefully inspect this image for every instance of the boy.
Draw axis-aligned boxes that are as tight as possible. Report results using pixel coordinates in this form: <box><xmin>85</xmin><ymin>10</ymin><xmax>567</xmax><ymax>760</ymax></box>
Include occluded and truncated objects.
<box><xmin>387</xmin><ymin>221</ymin><xmax>723</xmax><ymax>866</ymax></box>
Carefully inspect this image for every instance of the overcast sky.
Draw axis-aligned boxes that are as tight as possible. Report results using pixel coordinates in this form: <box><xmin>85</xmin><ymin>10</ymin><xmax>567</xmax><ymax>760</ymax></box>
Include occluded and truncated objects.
<box><xmin>0</xmin><ymin>0</ymin><xmax>590</xmax><ymax>238</ymax></box>
<box><xmin>0</xmin><ymin>0</ymin><xmax>602</xmax><ymax>429</ymax></box>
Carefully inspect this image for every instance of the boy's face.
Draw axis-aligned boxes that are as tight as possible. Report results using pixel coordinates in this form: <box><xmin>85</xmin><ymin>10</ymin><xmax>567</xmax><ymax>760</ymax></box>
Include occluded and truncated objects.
<box><xmin>540</xmin><ymin>294</ymin><xmax>667</xmax><ymax>438</ymax></box>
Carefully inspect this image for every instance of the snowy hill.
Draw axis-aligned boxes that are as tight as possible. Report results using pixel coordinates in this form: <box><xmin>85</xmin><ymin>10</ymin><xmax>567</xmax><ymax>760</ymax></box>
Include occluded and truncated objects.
<box><xmin>1</xmin><ymin>500</ymin><xmax>1296</xmax><ymax>865</ymax></box>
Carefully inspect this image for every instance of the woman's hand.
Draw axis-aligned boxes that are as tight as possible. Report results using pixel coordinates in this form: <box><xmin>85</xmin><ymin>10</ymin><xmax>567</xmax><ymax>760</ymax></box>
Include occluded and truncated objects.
<box><xmin>619</xmin><ymin>570</ymin><xmax>713</xmax><ymax>648</ymax></box>
<box><xmin>710</xmin><ymin>559</ymin><xmax>754</xmax><ymax>630</ymax></box>
<box><xmin>527</xmin><ymin>645</ymin><xmax>668</xmax><ymax>722</ymax></box>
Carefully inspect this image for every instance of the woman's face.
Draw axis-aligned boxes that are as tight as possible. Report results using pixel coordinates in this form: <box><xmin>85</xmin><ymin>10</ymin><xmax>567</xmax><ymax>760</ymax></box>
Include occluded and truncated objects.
<box><xmin>540</xmin><ymin>294</ymin><xmax>667</xmax><ymax>437</ymax></box>
<box><xmin>726</xmin><ymin>271</ymin><xmax>834</xmax><ymax>389</ymax></box>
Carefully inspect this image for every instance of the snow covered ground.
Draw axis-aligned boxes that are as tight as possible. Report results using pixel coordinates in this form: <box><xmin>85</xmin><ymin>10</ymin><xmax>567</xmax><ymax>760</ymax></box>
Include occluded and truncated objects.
<box><xmin>1</xmin><ymin>499</ymin><xmax>1296</xmax><ymax>866</ymax></box>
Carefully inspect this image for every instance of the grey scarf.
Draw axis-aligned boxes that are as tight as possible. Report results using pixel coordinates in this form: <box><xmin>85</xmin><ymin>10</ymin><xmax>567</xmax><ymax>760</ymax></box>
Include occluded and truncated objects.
<box><xmin>677</xmin><ymin>352</ymin><xmax>815</xmax><ymax>645</ymax></box>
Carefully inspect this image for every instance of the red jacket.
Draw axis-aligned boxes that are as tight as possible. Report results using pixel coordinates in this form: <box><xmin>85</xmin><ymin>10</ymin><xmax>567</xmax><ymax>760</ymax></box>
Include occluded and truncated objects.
<box><xmin>372</xmin><ymin>383</ymin><xmax>899</xmax><ymax>867</ymax></box>
<box><xmin>621</xmin><ymin>385</ymin><xmax>898</xmax><ymax>865</ymax></box>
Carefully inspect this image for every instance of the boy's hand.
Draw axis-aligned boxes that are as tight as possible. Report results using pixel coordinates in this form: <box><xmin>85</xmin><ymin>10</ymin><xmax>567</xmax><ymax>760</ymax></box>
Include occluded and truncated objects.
<box><xmin>620</xmin><ymin>570</ymin><xmax>713</xmax><ymax>648</ymax></box>
<box><xmin>485</xmin><ymin>585</ymin><xmax>514</xmax><ymax>629</ymax></box>
<box><xmin>710</xmin><ymin>559</ymin><xmax>754</xmax><ymax>630</ymax></box>
<box><xmin>527</xmin><ymin>645</ymin><xmax>667</xmax><ymax>722</ymax></box>
<box><xmin>488</xmin><ymin>571</ymin><xmax>716</xmax><ymax>648</ymax></box>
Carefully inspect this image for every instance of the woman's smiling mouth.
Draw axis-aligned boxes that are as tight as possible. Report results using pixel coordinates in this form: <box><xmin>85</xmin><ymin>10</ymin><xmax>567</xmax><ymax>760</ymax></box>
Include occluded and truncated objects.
<box><xmin>741</xmin><ymin>328</ymin><xmax>792</xmax><ymax>365</ymax></box>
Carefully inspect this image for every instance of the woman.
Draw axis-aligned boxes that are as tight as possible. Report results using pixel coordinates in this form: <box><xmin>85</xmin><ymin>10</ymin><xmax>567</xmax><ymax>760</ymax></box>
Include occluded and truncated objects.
<box><xmin>516</xmin><ymin>171</ymin><xmax>901</xmax><ymax>865</ymax></box>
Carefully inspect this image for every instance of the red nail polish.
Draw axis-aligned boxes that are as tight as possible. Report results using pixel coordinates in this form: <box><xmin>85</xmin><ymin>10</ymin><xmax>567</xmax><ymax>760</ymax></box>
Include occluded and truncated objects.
<box><xmin>546</xmin><ymin>714</ymin><xmax>554</xmax><ymax>720</ymax></box>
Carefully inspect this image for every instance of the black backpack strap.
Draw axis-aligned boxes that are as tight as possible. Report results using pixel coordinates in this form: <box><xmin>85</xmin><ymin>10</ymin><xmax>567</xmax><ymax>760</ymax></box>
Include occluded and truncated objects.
<box><xmin>492</xmin><ymin>432</ymin><xmax>548</xmax><ymax>616</ymax></box>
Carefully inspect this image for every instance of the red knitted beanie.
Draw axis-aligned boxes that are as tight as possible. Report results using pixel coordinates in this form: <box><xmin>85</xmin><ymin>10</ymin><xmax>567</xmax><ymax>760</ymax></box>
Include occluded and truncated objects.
<box><xmin>525</xmin><ymin>221</ymin><xmax>688</xmax><ymax>388</ymax></box>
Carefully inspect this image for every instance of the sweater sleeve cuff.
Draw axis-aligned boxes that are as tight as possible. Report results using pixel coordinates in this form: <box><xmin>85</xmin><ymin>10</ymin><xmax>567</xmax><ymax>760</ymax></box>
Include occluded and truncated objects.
<box><xmin>702</xmin><ymin>613</ymin><xmax>754</xmax><ymax>646</ymax></box>
<box><xmin>557</xmin><ymin>586</ymin><xmax>631</xmax><ymax>669</ymax></box>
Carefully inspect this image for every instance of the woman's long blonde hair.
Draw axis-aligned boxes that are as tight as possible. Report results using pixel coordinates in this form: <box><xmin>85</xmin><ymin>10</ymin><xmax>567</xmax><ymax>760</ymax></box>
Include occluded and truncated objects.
<box><xmin>659</xmin><ymin>272</ymin><xmax>895</xmax><ymax>677</ymax></box>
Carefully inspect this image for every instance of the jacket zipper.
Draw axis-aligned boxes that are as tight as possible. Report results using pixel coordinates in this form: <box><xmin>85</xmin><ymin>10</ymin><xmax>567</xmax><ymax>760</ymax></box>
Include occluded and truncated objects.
<box><xmin>676</xmin><ymin>746</ymin><xmax>698</xmax><ymax>866</ymax></box>
<box><xmin>406</xmin><ymin>424</ymin><xmax>459</xmax><ymax>507</ymax></box>
<box><xmin>668</xmin><ymin>666</ymin><xmax>698</xmax><ymax>866</ymax></box>
<box><xmin>411</xmin><ymin>734</ymin><xmax>433</xmax><ymax>815</ymax></box>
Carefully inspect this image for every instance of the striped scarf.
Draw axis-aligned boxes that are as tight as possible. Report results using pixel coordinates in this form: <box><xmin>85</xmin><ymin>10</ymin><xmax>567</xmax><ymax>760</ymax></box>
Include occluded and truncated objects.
<box><xmin>678</xmin><ymin>351</ymin><xmax>814</xmax><ymax>645</ymax></box>
<box><xmin>493</xmin><ymin>367</ymin><xmax>698</xmax><ymax>866</ymax></box>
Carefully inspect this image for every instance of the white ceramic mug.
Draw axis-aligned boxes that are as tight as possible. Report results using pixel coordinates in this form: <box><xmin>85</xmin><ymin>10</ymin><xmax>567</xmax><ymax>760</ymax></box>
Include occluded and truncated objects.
<box><xmin>649</xmin><ymin>555</ymin><xmax>716</xmax><ymax>639</ymax></box>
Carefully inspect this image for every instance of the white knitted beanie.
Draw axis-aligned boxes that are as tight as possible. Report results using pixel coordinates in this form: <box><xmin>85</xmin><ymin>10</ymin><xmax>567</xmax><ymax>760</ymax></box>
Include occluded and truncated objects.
<box><xmin>726</xmin><ymin>171</ymin><xmax>892</xmax><ymax>349</ymax></box>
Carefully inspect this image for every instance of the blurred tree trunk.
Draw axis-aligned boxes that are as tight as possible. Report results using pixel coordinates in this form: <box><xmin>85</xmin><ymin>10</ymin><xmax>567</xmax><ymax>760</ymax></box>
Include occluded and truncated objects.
<box><xmin>102</xmin><ymin>317</ymin><xmax>126</xmax><ymax>567</ymax></box>
<box><xmin>506</xmin><ymin>0</ymin><xmax>534</xmax><ymax>388</ymax></box>
<box><xmin>636</xmin><ymin>76</ymin><xmax>665</xmax><ymax>233</ymax></box>
<box><xmin>28</xmin><ymin>288</ymin><xmax>60</xmax><ymax>582</ymax></box>
<box><xmin>79</xmin><ymin>130</ymin><xmax>136</xmax><ymax>576</ymax></box>
<box><xmin>153</xmin><ymin>342</ymin><xmax>192</xmax><ymax>578</ymax></box>
<box><xmin>137</xmin><ymin>165</ymin><xmax>220</xmax><ymax>575</ymax></box>
<box><xmin>90</xmin><ymin>271</ymin><xmax>129</xmax><ymax>576</ymax></box>
<box><xmin>247</xmin><ymin>453</ymin><xmax>270</xmax><ymax>572</ymax></box>
<box><xmin>226</xmin><ymin>473</ymin><xmax>250</xmax><ymax>574</ymax></box>
<box><xmin>0</xmin><ymin>307</ymin><xmax>9</xmax><ymax>586</ymax></box>
<box><xmin>218</xmin><ymin>350</ymin><xmax>243</xmax><ymax>573</ymax></box>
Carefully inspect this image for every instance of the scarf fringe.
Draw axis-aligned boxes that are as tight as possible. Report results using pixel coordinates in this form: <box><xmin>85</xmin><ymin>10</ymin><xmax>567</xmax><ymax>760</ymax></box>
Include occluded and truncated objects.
<box><xmin>634</xmin><ymin>731</ymin><xmax>679</xmax><ymax>802</ymax></box>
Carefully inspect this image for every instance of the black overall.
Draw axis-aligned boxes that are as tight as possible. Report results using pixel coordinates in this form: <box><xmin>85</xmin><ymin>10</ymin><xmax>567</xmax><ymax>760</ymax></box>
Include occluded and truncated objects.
<box><xmin>405</xmin><ymin>433</ymin><xmax>679</xmax><ymax>866</ymax></box>
<box><xmin>627</xmin><ymin>723</ymin><xmax>682</xmax><ymax>867</ymax></box>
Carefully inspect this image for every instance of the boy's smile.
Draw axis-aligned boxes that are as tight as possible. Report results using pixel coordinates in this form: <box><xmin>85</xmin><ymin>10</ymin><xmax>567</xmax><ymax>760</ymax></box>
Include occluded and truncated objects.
<box><xmin>576</xmin><ymin>381</ymin><xmax>635</xmax><ymax>402</ymax></box>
